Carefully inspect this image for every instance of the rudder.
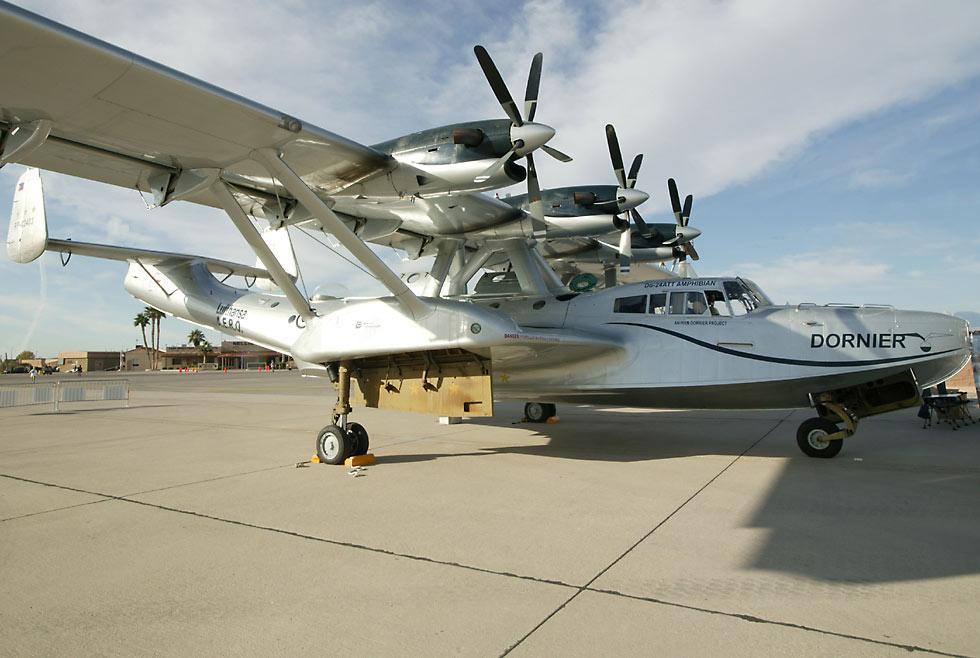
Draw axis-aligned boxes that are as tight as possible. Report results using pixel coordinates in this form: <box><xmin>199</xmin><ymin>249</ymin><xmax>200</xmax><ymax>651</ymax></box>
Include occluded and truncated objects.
<box><xmin>6</xmin><ymin>167</ymin><xmax>47</xmax><ymax>263</ymax></box>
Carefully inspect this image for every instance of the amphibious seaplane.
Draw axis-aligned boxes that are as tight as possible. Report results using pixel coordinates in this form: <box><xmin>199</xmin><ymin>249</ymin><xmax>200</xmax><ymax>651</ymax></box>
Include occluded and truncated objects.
<box><xmin>2</xmin><ymin>4</ymin><xmax>972</xmax><ymax>464</ymax></box>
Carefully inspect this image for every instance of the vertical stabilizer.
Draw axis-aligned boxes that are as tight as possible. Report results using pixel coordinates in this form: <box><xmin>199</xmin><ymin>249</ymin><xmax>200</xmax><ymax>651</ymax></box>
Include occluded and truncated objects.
<box><xmin>6</xmin><ymin>168</ymin><xmax>47</xmax><ymax>263</ymax></box>
<box><xmin>254</xmin><ymin>225</ymin><xmax>298</xmax><ymax>293</ymax></box>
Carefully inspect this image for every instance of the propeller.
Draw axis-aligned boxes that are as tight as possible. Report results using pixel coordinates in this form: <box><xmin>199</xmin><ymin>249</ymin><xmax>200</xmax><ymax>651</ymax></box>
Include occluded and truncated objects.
<box><xmin>472</xmin><ymin>46</ymin><xmax>571</xmax><ymax>183</ymax></box>
<box><xmin>667</xmin><ymin>178</ymin><xmax>700</xmax><ymax>275</ymax></box>
<box><xmin>604</xmin><ymin>124</ymin><xmax>650</xmax><ymax>272</ymax></box>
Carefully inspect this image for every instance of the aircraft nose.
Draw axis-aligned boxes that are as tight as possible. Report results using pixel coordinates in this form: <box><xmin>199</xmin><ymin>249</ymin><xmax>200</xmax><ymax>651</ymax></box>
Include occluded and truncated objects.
<box><xmin>617</xmin><ymin>187</ymin><xmax>649</xmax><ymax>212</ymax></box>
<box><xmin>511</xmin><ymin>122</ymin><xmax>555</xmax><ymax>155</ymax></box>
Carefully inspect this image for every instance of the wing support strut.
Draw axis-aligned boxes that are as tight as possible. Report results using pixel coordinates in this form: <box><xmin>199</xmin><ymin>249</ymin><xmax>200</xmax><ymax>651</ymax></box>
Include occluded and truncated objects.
<box><xmin>423</xmin><ymin>239</ymin><xmax>461</xmax><ymax>297</ymax></box>
<box><xmin>211</xmin><ymin>179</ymin><xmax>315</xmax><ymax>320</ymax></box>
<box><xmin>252</xmin><ymin>148</ymin><xmax>430</xmax><ymax>321</ymax></box>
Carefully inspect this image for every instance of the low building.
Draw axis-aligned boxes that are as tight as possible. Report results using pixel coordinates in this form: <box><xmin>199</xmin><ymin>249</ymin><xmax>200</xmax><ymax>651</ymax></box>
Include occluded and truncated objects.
<box><xmin>216</xmin><ymin>341</ymin><xmax>287</xmax><ymax>370</ymax></box>
<box><xmin>160</xmin><ymin>345</ymin><xmax>212</xmax><ymax>370</ymax></box>
<box><xmin>122</xmin><ymin>346</ymin><xmax>164</xmax><ymax>371</ymax></box>
<box><xmin>58</xmin><ymin>351</ymin><xmax>122</xmax><ymax>372</ymax></box>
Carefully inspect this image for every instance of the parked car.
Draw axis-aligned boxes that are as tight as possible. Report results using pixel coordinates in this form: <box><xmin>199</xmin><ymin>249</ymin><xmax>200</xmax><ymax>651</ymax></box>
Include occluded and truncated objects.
<box><xmin>6</xmin><ymin>364</ymin><xmax>31</xmax><ymax>374</ymax></box>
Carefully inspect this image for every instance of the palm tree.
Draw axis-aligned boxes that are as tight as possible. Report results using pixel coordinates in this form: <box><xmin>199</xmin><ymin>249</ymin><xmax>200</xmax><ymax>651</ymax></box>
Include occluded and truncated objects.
<box><xmin>188</xmin><ymin>329</ymin><xmax>213</xmax><ymax>366</ymax></box>
<box><xmin>133</xmin><ymin>313</ymin><xmax>150</xmax><ymax>351</ymax></box>
<box><xmin>187</xmin><ymin>329</ymin><xmax>205</xmax><ymax>347</ymax></box>
<box><xmin>145</xmin><ymin>307</ymin><xmax>164</xmax><ymax>369</ymax></box>
<box><xmin>199</xmin><ymin>341</ymin><xmax>213</xmax><ymax>365</ymax></box>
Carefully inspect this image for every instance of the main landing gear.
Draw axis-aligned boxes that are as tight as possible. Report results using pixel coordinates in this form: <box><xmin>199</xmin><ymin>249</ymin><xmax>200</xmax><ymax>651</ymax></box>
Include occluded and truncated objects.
<box><xmin>316</xmin><ymin>362</ymin><xmax>370</xmax><ymax>465</ymax></box>
<box><xmin>796</xmin><ymin>400</ymin><xmax>859</xmax><ymax>459</ymax></box>
<box><xmin>524</xmin><ymin>402</ymin><xmax>557</xmax><ymax>423</ymax></box>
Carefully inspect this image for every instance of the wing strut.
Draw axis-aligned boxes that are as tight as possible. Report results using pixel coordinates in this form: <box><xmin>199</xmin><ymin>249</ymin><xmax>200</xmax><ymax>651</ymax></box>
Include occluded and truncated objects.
<box><xmin>252</xmin><ymin>148</ymin><xmax>430</xmax><ymax>320</ymax></box>
<box><xmin>210</xmin><ymin>180</ymin><xmax>315</xmax><ymax>320</ymax></box>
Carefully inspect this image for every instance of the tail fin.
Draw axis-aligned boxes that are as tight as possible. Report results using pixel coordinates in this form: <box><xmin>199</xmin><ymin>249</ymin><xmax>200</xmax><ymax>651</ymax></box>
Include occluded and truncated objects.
<box><xmin>5</xmin><ymin>167</ymin><xmax>277</xmax><ymax>282</ymax></box>
<box><xmin>254</xmin><ymin>225</ymin><xmax>299</xmax><ymax>293</ymax></box>
<box><xmin>6</xmin><ymin>168</ymin><xmax>47</xmax><ymax>263</ymax></box>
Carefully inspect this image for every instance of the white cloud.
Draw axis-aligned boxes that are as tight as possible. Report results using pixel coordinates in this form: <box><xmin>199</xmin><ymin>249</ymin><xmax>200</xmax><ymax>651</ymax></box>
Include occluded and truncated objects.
<box><xmin>733</xmin><ymin>249</ymin><xmax>892</xmax><ymax>305</ymax></box>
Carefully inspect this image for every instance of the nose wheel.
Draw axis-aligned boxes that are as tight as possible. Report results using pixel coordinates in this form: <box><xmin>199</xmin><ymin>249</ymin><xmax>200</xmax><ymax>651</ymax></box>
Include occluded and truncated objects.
<box><xmin>315</xmin><ymin>361</ymin><xmax>371</xmax><ymax>465</ymax></box>
<box><xmin>524</xmin><ymin>402</ymin><xmax>557</xmax><ymax>423</ymax></box>
<box><xmin>796</xmin><ymin>417</ymin><xmax>844</xmax><ymax>458</ymax></box>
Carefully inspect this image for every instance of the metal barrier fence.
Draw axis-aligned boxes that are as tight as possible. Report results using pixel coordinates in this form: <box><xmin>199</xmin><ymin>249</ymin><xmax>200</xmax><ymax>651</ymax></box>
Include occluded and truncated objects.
<box><xmin>0</xmin><ymin>378</ymin><xmax>129</xmax><ymax>412</ymax></box>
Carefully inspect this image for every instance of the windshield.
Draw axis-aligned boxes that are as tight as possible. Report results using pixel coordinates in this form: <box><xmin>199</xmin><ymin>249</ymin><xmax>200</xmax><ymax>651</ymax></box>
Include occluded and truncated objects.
<box><xmin>723</xmin><ymin>278</ymin><xmax>772</xmax><ymax>315</ymax></box>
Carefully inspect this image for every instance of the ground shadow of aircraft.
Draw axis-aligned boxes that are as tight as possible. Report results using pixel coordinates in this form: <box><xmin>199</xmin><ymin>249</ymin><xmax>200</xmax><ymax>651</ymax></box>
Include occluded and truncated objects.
<box><xmin>381</xmin><ymin>405</ymin><xmax>980</xmax><ymax>584</ymax></box>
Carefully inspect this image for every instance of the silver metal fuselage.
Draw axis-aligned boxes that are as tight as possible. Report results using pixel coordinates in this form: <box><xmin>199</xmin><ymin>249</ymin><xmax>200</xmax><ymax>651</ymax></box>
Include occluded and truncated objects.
<box><xmin>126</xmin><ymin>265</ymin><xmax>970</xmax><ymax>411</ymax></box>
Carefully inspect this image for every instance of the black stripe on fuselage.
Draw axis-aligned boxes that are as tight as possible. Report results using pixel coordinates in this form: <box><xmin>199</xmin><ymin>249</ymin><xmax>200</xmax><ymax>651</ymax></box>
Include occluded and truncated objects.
<box><xmin>607</xmin><ymin>321</ymin><xmax>957</xmax><ymax>368</ymax></box>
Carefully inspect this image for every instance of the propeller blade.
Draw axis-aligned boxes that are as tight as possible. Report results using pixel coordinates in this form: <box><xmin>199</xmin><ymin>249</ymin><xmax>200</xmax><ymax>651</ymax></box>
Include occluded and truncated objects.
<box><xmin>629</xmin><ymin>208</ymin><xmax>650</xmax><ymax>236</ymax></box>
<box><xmin>627</xmin><ymin>154</ymin><xmax>643</xmax><ymax>189</ymax></box>
<box><xmin>474</xmin><ymin>147</ymin><xmax>515</xmax><ymax>183</ymax></box>
<box><xmin>618</xmin><ymin>225</ymin><xmax>632</xmax><ymax>273</ymax></box>
<box><xmin>681</xmin><ymin>194</ymin><xmax>693</xmax><ymax>227</ymax></box>
<box><xmin>474</xmin><ymin>45</ymin><xmax>523</xmax><ymax>126</ymax></box>
<box><xmin>541</xmin><ymin>144</ymin><xmax>572</xmax><ymax>162</ymax></box>
<box><xmin>524</xmin><ymin>52</ymin><xmax>542</xmax><ymax>122</ymax></box>
<box><xmin>525</xmin><ymin>153</ymin><xmax>546</xmax><ymax>237</ymax></box>
<box><xmin>685</xmin><ymin>242</ymin><xmax>700</xmax><ymax>261</ymax></box>
<box><xmin>606</xmin><ymin>124</ymin><xmax>627</xmax><ymax>188</ymax></box>
<box><xmin>667</xmin><ymin>178</ymin><xmax>683</xmax><ymax>226</ymax></box>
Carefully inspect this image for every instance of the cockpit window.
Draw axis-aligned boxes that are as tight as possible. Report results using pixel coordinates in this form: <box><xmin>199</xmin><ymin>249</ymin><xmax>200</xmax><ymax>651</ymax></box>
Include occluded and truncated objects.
<box><xmin>741</xmin><ymin>278</ymin><xmax>774</xmax><ymax>306</ymax></box>
<box><xmin>724</xmin><ymin>279</ymin><xmax>771</xmax><ymax>315</ymax></box>
<box><xmin>705</xmin><ymin>290</ymin><xmax>730</xmax><ymax>316</ymax></box>
<box><xmin>670</xmin><ymin>291</ymin><xmax>708</xmax><ymax>315</ymax></box>
<box><xmin>613</xmin><ymin>294</ymin><xmax>647</xmax><ymax>314</ymax></box>
<box><xmin>649</xmin><ymin>293</ymin><xmax>667</xmax><ymax>314</ymax></box>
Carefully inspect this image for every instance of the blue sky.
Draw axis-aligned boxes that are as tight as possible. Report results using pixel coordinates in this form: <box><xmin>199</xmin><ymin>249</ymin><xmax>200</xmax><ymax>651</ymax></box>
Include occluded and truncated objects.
<box><xmin>2</xmin><ymin>0</ymin><xmax>979</xmax><ymax>358</ymax></box>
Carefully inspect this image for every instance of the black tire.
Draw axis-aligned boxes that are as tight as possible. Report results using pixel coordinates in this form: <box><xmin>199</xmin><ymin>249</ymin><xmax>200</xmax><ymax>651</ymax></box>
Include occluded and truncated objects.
<box><xmin>316</xmin><ymin>424</ymin><xmax>350</xmax><ymax>465</ymax></box>
<box><xmin>524</xmin><ymin>402</ymin><xmax>557</xmax><ymax>423</ymax></box>
<box><xmin>796</xmin><ymin>417</ymin><xmax>844</xmax><ymax>458</ymax></box>
<box><xmin>347</xmin><ymin>422</ymin><xmax>369</xmax><ymax>456</ymax></box>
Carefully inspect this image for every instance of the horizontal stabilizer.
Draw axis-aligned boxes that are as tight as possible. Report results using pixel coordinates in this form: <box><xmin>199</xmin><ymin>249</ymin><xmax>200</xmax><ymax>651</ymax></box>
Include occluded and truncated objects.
<box><xmin>45</xmin><ymin>238</ymin><xmax>276</xmax><ymax>280</ymax></box>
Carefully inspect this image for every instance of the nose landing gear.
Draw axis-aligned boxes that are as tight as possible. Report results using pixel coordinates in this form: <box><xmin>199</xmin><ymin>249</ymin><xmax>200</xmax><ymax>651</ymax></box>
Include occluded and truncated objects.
<box><xmin>524</xmin><ymin>402</ymin><xmax>557</xmax><ymax>423</ymax></box>
<box><xmin>796</xmin><ymin>399</ymin><xmax>859</xmax><ymax>458</ymax></box>
<box><xmin>315</xmin><ymin>362</ymin><xmax>371</xmax><ymax>465</ymax></box>
<box><xmin>796</xmin><ymin>417</ymin><xmax>844</xmax><ymax>458</ymax></box>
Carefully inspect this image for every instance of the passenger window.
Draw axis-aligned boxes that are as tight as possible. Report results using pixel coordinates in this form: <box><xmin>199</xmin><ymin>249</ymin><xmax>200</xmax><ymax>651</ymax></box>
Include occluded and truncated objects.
<box><xmin>669</xmin><ymin>292</ymin><xmax>686</xmax><ymax>315</ymax></box>
<box><xmin>649</xmin><ymin>293</ymin><xmax>667</xmax><ymax>314</ymax></box>
<box><xmin>613</xmin><ymin>294</ymin><xmax>647</xmax><ymax>314</ymax></box>
<box><xmin>670</xmin><ymin>291</ymin><xmax>708</xmax><ymax>315</ymax></box>
<box><xmin>705</xmin><ymin>290</ymin><xmax>730</xmax><ymax>317</ymax></box>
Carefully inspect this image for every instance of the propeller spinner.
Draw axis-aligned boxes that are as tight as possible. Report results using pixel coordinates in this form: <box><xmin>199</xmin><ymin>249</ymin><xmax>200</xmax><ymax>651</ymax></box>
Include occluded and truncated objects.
<box><xmin>472</xmin><ymin>46</ymin><xmax>571</xmax><ymax>184</ymax></box>
<box><xmin>667</xmin><ymin>178</ymin><xmax>701</xmax><ymax>276</ymax></box>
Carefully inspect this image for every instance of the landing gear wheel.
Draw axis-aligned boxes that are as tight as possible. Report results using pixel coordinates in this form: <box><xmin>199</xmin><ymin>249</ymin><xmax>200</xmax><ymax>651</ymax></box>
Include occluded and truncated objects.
<box><xmin>524</xmin><ymin>402</ymin><xmax>557</xmax><ymax>423</ymax></box>
<box><xmin>316</xmin><ymin>424</ymin><xmax>350</xmax><ymax>465</ymax></box>
<box><xmin>796</xmin><ymin>417</ymin><xmax>844</xmax><ymax>458</ymax></box>
<box><xmin>347</xmin><ymin>422</ymin><xmax>369</xmax><ymax>456</ymax></box>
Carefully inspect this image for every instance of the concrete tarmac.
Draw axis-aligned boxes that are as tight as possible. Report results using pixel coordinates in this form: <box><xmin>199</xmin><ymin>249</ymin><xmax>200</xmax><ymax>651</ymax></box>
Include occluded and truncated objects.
<box><xmin>1</xmin><ymin>371</ymin><xmax>977</xmax><ymax>656</ymax></box>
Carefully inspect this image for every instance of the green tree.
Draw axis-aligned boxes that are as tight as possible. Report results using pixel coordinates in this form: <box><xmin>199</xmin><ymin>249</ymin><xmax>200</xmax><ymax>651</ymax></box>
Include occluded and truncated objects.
<box><xmin>133</xmin><ymin>313</ymin><xmax>150</xmax><ymax>353</ymax></box>
<box><xmin>16</xmin><ymin>350</ymin><xmax>35</xmax><ymax>361</ymax></box>
<box><xmin>145</xmin><ymin>307</ymin><xmax>164</xmax><ymax>369</ymax></box>
<box><xmin>187</xmin><ymin>329</ymin><xmax>211</xmax><ymax>365</ymax></box>
<box><xmin>199</xmin><ymin>341</ymin><xmax>213</xmax><ymax>365</ymax></box>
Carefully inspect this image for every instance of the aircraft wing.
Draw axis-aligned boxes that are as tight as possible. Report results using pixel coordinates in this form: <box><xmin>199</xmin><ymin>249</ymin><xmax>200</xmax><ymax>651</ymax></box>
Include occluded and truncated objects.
<box><xmin>0</xmin><ymin>2</ymin><xmax>393</xmax><ymax>208</ymax></box>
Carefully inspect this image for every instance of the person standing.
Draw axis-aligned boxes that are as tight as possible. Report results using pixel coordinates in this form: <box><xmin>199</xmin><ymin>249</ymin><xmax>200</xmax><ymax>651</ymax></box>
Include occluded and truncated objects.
<box><xmin>29</xmin><ymin>367</ymin><xmax>37</xmax><ymax>382</ymax></box>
